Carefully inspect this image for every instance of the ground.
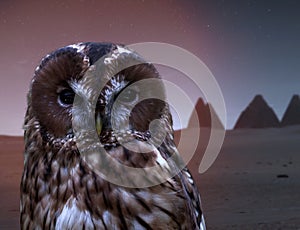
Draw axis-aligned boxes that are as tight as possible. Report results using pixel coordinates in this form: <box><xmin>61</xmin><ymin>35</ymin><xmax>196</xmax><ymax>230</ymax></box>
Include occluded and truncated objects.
<box><xmin>0</xmin><ymin>126</ymin><xmax>299</xmax><ymax>229</ymax></box>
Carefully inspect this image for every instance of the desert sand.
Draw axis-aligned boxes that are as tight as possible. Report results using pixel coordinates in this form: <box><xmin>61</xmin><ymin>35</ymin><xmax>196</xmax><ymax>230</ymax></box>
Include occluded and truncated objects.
<box><xmin>0</xmin><ymin>126</ymin><xmax>299</xmax><ymax>229</ymax></box>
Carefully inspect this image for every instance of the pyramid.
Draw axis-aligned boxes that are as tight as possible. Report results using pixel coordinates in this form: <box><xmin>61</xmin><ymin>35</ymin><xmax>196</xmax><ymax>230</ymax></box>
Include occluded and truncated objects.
<box><xmin>234</xmin><ymin>95</ymin><xmax>280</xmax><ymax>129</ymax></box>
<box><xmin>188</xmin><ymin>98</ymin><xmax>224</xmax><ymax>129</ymax></box>
<box><xmin>281</xmin><ymin>95</ymin><xmax>300</xmax><ymax>127</ymax></box>
<box><xmin>184</xmin><ymin>98</ymin><xmax>224</xmax><ymax>169</ymax></box>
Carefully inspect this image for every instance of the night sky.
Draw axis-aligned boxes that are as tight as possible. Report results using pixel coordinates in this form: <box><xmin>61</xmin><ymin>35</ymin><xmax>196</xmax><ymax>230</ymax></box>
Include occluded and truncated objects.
<box><xmin>1</xmin><ymin>0</ymin><xmax>299</xmax><ymax>135</ymax></box>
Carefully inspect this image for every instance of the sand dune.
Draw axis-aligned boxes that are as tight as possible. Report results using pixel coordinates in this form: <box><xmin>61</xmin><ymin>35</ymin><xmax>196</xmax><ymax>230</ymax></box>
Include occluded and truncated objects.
<box><xmin>0</xmin><ymin>127</ymin><xmax>299</xmax><ymax>229</ymax></box>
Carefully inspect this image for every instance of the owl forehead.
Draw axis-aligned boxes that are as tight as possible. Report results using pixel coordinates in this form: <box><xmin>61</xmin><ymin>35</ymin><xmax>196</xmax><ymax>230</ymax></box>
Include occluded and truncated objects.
<box><xmin>99</xmin><ymin>74</ymin><xmax>128</xmax><ymax>104</ymax></box>
<box><xmin>67</xmin><ymin>43</ymin><xmax>87</xmax><ymax>54</ymax></box>
<box><xmin>33</xmin><ymin>42</ymin><xmax>118</xmax><ymax>83</ymax></box>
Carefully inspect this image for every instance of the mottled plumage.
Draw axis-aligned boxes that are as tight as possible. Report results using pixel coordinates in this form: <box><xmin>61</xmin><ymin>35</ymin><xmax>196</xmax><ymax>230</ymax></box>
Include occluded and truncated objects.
<box><xmin>20</xmin><ymin>42</ymin><xmax>206</xmax><ymax>229</ymax></box>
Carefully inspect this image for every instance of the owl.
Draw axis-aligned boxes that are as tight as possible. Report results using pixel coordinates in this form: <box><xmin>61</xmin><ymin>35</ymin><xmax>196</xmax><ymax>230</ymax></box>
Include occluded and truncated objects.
<box><xmin>20</xmin><ymin>42</ymin><xmax>206</xmax><ymax>229</ymax></box>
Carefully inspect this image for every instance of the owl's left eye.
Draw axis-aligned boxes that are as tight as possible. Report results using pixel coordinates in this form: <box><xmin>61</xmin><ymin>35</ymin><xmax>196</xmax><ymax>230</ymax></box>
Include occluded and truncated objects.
<box><xmin>58</xmin><ymin>89</ymin><xmax>75</xmax><ymax>106</ymax></box>
<box><xmin>118</xmin><ymin>88</ymin><xmax>139</xmax><ymax>104</ymax></box>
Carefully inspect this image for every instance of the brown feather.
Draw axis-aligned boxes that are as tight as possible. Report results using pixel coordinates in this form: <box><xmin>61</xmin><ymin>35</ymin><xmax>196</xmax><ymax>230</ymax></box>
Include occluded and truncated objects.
<box><xmin>21</xmin><ymin>42</ymin><xmax>205</xmax><ymax>230</ymax></box>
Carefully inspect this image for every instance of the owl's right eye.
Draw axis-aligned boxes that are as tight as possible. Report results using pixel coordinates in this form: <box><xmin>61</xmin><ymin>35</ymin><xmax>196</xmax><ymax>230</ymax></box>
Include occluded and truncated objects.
<box><xmin>58</xmin><ymin>89</ymin><xmax>75</xmax><ymax>106</ymax></box>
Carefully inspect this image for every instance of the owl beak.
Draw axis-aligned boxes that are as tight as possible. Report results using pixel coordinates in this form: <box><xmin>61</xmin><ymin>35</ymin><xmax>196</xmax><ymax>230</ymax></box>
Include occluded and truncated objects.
<box><xmin>96</xmin><ymin>112</ymin><xmax>102</xmax><ymax>136</ymax></box>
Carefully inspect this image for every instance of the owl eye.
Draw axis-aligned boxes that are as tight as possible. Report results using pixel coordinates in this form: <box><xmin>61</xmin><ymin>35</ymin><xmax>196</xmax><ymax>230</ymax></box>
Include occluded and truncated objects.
<box><xmin>58</xmin><ymin>89</ymin><xmax>75</xmax><ymax>106</ymax></box>
<box><xmin>118</xmin><ymin>88</ymin><xmax>139</xmax><ymax>104</ymax></box>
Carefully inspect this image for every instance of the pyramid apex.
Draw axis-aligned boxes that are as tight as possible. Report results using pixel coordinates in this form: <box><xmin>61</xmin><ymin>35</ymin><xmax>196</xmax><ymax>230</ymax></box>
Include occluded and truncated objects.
<box><xmin>234</xmin><ymin>95</ymin><xmax>280</xmax><ymax>129</ymax></box>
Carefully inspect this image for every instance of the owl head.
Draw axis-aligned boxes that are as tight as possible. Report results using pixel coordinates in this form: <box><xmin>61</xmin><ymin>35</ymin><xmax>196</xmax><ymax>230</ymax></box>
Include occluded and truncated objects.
<box><xmin>24</xmin><ymin>42</ymin><xmax>177</xmax><ymax>184</ymax></box>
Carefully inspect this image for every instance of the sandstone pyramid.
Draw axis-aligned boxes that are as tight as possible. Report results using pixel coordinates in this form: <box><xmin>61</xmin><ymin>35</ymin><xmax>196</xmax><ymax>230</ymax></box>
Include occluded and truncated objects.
<box><xmin>281</xmin><ymin>94</ymin><xmax>300</xmax><ymax>127</ymax></box>
<box><xmin>187</xmin><ymin>98</ymin><xmax>224</xmax><ymax>129</ymax></box>
<box><xmin>234</xmin><ymin>95</ymin><xmax>280</xmax><ymax>129</ymax></box>
<box><xmin>181</xmin><ymin>98</ymin><xmax>224</xmax><ymax>170</ymax></box>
